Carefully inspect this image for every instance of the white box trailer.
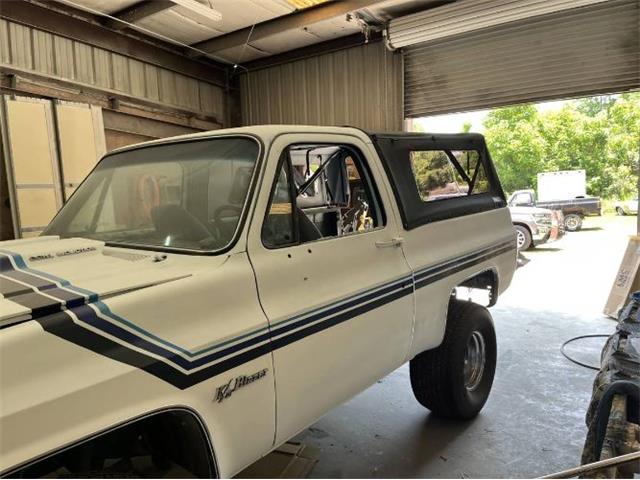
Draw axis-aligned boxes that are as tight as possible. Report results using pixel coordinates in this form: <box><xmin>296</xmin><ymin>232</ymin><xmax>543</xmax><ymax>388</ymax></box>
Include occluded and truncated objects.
<box><xmin>537</xmin><ymin>170</ymin><xmax>587</xmax><ymax>201</ymax></box>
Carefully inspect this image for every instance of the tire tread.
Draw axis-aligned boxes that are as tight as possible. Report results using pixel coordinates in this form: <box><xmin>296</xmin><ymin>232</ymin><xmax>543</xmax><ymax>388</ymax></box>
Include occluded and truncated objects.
<box><xmin>410</xmin><ymin>299</ymin><xmax>495</xmax><ymax>419</ymax></box>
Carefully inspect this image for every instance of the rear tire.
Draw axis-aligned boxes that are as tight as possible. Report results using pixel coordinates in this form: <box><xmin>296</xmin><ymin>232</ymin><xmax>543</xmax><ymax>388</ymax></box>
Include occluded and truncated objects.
<box><xmin>616</xmin><ymin>207</ymin><xmax>626</xmax><ymax>216</ymax></box>
<box><xmin>514</xmin><ymin>225</ymin><xmax>532</xmax><ymax>251</ymax></box>
<box><xmin>564</xmin><ymin>214</ymin><xmax>583</xmax><ymax>232</ymax></box>
<box><xmin>410</xmin><ymin>299</ymin><xmax>497</xmax><ymax>420</ymax></box>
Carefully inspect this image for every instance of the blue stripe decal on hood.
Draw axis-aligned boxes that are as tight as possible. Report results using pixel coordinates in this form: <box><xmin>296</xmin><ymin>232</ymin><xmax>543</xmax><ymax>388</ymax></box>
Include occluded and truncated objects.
<box><xmin>0</xmin><ymin>238</ymin><xmax>514</xmax><ymax>388</ymax></box>
<box><xmin>0</xmin><ymin>250</ymin><xmax>412</xmax><ymax>368</ymax></box>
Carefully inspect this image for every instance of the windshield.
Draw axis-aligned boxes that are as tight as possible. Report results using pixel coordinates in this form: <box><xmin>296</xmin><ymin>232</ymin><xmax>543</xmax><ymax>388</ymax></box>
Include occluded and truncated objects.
<box><xmin>44</xmin><ymin>137</ymin><xmax>260</xmax><ymax>252</ymax></box>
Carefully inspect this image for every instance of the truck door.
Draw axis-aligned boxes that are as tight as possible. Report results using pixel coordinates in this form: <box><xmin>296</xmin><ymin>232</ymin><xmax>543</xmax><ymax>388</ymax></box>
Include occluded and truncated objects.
<box><xmin>247</xmin><ymin>133</ymin><xmax>414</xmax><ymax>445</ymax></box>
<box><xmin>371</xmin><ymin>134</ymin><xmax>516</xmax><ymax>359</ymax></box>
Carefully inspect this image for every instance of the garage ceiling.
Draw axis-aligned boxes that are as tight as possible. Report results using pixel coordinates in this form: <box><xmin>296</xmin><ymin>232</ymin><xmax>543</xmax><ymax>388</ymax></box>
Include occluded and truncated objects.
<box><xmin>55</xmin><ymin>0</ymin><xmax>446</xmax><ymax>64</ymax></box>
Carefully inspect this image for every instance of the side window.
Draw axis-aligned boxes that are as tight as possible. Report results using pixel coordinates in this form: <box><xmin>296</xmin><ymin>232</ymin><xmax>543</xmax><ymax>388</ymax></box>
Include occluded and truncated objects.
<box><xmin>409</xmin><ymin>150</ymin><xmax>488</xmax><ymax>202</ymax></box>
<box><xmin>512</xmin><ymin>192</ymin><xmax>532</xmax><ymax>205</ymax></box>
<box><xmin>262</xmin><ymin>158</ymin><xmax>296</xmax><ymax>248</ymax></box>
<box><xmin>262</xmin><ymin>144</ymin><xmax>384</xmax><ymax>248</ymax></box>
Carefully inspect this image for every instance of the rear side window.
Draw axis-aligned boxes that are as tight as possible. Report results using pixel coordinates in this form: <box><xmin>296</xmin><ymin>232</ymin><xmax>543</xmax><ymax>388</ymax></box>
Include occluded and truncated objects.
<box><xmin>410</xmin><ymin>150</ymin><xmax>489</xmax><ymax>202</ymax></box>
<box><xmin>371</xmin><ymin>134</ymin><xmax>505</xmax><ymax>230</ymax></box>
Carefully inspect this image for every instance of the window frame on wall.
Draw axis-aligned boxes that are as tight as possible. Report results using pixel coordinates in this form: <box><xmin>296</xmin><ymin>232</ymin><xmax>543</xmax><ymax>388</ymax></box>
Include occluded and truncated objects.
<box><xmin>260</xmin><ymin>142</ymin><xmax>387</xmax><ymax>250</ymax></box>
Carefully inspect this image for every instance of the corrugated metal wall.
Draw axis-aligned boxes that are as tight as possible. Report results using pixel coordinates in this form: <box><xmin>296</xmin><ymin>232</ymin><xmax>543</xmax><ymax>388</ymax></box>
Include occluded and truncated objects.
<box><xmin>403</xmin><ymin>0</ymin><xmax>640</xmax><ymax>117</ymax></box>
<box><xmin>240</xmin><ymin>42</ymin><xmax>403</xmax><ymax>131</ymax></box>
<box><xmin>0</xmin><ymin>18</ymin><xmax>226</xmax><ymax>120</ymax></box>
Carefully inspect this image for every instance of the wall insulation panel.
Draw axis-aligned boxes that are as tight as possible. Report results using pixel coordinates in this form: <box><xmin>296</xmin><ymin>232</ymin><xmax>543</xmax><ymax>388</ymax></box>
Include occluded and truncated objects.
<box><xmin>1</xmin><ymin>96</ymin><xmax>63</xmax><ymax>237</ymax></box>
<box><xmin>240</xmin><ymin>42</ymin><xmax>403</xmax><ymax>131</ymax></box>
<box><xmin>55</xmin><ymin>102</ymin><xmax>106</xmax><ymax>199</ymax></box>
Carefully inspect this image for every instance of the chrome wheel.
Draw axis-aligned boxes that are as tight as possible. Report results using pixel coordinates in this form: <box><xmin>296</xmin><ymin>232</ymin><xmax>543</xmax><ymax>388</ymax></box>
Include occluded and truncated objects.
<box><xmin>565</xmin><ymin>215</ymin><xmax>581</xmax><ymax>231</ymax></box>
<box><xmin>516</xmin><ymin>229</ymin><xmax>526</xmax><ymax>250</ymax></box>
<box><xmin>464</xmin><ymin>331</ymin><xmax>486</xmax><ymax>391</ymax></box>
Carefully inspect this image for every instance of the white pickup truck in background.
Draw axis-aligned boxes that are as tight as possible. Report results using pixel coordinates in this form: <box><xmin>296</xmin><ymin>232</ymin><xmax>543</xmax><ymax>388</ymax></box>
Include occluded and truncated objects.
<box><xmin>509</xmin><ymin>170</ymin><xmax>602</xmax><ymax>232</ymax></box>
<box><xmin>0</xmin><ymin>126</ymin><xmax>516</xmax><ymax>478</ymax></box>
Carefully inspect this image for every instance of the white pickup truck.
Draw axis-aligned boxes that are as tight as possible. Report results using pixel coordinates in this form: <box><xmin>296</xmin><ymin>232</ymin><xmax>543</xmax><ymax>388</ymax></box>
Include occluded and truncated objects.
<box><xmin>0</xmin><ymin>126</ymin><xmax>516</xmax><ymax>478</ymax></box>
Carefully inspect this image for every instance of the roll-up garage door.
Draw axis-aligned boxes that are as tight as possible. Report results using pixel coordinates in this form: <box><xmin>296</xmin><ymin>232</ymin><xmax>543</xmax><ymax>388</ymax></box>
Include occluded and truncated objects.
<box><xmin>401</xmin><ymin>0</ymin><xmax>640</xmax><ymax>117</ymax></box>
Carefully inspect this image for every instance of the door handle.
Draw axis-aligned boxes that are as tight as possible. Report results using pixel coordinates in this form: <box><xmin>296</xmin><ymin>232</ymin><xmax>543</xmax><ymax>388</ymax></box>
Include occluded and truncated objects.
<box><xmin>375</xmin><ymin>237</ymin><xmax>404</xmax><ymax>248</ymax></box>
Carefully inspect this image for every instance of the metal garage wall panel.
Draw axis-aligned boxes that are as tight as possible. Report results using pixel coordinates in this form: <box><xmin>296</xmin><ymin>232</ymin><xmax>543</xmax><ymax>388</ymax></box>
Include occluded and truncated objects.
<box><xmin>92</xmin><ymin>48</ymin><xmax>112</xmax><ymax>89</ymax></box>
<box><xmin>144</xmin><ymin>64</ymin><xmax>161</xmax><ymax>101</ymax></box>
<box><xmin>240</xmin><ymin>42</ymin><xmax>402</xmax><ymax>131</ymax></box>
<box><xmin>112</xmin><ymin>54</ymin><xmax>131</xmax><ymax>92</ymax></box>
<box><xmin>32</xmin><ymin>30</ymin><xmax>55</xmax><ymax>75</ymax></box>
<box><xmin>0</xmin><ymin>19</ymin><xmax>226</xmax><ymax>121</ymax></box>
<box><xmin>0</xmin><ymin>20</ymin><xmax>10</xmax><ymax>64</ymax></box>
<box><xmin>403</xmin><ymin>0</ymin><xmax>640</xmax><ymax>117</ymax></box>
<box><xmin>8</xmin><ymin>22</ymin><xmax>32</xmax><ymax>70</ymax></box>
<box><xmin>388</xmin><ymin>0</ymin><xmax>612</xmax><ymax>48</ymax></box>
<box><xmin>74</xmin><ymin>42</ymin><xmax>94</xmax><ymax>84</ymax></box>
<box><xmin>128</xmin><ymin>59</ymin><xmax>146</xmax><ymax>98</ymax></box>
<box><xmin>53</xmin><ymin>36</ymin><xmax>75</xmax><ymax>79</ymax></box>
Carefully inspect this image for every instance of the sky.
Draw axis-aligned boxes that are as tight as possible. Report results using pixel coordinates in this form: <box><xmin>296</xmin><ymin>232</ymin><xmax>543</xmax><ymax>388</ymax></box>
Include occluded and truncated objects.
<box><xmin>413</xmin><ymin>100</ymin><xmax>569</xmax><ymax>134</ymax></box>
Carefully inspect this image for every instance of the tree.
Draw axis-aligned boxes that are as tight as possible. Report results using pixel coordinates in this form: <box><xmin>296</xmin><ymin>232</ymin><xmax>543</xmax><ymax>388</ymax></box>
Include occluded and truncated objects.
<box><xmin>576</xmin><ymin>96</ymin><xmax>617</xmax><ymax>117</ymax></box>
<box><xmin>483</xmin><ymin>93</ymin><xmax>640</xmax><ymax>198</ymax></box>
<box><xmin>483</xmin><ymin>105</ymin><xmax>545</xmax><ymax>194</ymax></box>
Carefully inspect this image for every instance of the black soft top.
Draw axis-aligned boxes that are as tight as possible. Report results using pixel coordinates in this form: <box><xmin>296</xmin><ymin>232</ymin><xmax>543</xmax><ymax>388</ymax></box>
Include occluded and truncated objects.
<box><xmin>362</xmin><ymin>131</ymin><xmax>507</xmax><ymax>230</ymax></box>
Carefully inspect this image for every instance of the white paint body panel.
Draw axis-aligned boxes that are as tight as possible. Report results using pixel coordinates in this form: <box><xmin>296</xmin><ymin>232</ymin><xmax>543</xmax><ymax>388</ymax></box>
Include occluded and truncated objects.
<box><xmin>0</xmin><ymin>126</ymin><xmax>516</xmax><ymax>478</ymax></box>
<box><xmin>246</xmin><ymin>132</ymin><xmax>414</xmax><ymax>444</ymax></box>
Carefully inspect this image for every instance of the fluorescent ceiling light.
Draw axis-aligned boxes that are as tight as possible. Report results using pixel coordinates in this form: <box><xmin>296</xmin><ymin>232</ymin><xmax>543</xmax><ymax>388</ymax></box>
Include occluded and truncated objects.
<box><xmin>171</xmin><ymin>0</ymin><xmax>222</xmax><ymax>22</ymax></box>
<box><xmin>284</xmin><ymin>0</ymin><xmax>331</xmax><ymax>9</ymax></box>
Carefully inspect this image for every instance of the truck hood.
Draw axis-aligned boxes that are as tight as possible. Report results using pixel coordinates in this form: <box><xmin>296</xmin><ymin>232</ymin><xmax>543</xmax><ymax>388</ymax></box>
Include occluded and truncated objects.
<box><xmin>0</xmin><ymin>236</ymin><xmax>220</xmax><ymax>327</ymax></box>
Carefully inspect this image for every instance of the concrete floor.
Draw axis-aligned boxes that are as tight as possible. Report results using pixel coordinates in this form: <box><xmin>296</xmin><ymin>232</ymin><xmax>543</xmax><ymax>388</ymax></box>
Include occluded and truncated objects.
<box><xmin>290</xmin><ymin>215</ymin><xmax>635</xmax><ymax>478</ymax></box>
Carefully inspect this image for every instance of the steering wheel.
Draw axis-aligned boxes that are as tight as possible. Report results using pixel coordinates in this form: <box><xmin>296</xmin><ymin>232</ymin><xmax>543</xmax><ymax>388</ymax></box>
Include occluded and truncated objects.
<box><xmin>213</xmin><ymin>205</ymin><xmax>243</xmax><ymax>226</ymax></box>
<box><xmin>150</xmin><ymin>204</ymin><xmax>214</xmax><ymax>245</ymax></box>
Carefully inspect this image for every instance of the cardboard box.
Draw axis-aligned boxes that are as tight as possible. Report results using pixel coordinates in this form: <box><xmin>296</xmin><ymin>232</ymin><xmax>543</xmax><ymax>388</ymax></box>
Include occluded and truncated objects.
<box><xmin>604</xmin><ymin>236</ymin><xmax>640</xmax><ymax>318</ymax></box>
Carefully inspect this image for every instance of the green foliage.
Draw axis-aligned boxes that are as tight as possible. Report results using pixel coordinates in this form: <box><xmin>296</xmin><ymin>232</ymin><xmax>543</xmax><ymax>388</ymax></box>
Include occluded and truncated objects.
<box><xmin>411</xmin><ymin>150</ymin><xmax>486</xmax><ymax>200</ymax></box>
<box><xmin>411</xmin><ymin>151</ymin><xmax>455</xmax><ymax>199</ymax></box>
<box><xmin>483</xmin><ymin>93</ymin><xmax>640</xmax><ymax>199</ymax></box>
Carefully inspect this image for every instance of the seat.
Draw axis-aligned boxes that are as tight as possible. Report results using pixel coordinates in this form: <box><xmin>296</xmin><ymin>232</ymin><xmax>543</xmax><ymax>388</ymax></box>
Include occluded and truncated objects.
<box><xmin>296</xmin><ymin>207</ymin><xmax>322</xmax><ymax>242</ymax></box>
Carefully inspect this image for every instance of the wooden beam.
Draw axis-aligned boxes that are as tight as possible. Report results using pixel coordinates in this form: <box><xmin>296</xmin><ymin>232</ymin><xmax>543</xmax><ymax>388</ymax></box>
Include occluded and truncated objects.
<box><xmin>0</xmin><ymin>66</ymin><xmax>223</xmax><ymax>128</ymax></box>
<box><xmin>1</xmin><ymin>0</ymin><xmax>229</xmax><ymax>86</ymax></box>
<box><xmin>190</xmin><ymin>0</ymin><xmax>386</xmax><ymax>56</ymax></box>
<box><xmin>104</xmin><ymin>0</ymin><xmax>175</xmax><ymax>30</ymax></box>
